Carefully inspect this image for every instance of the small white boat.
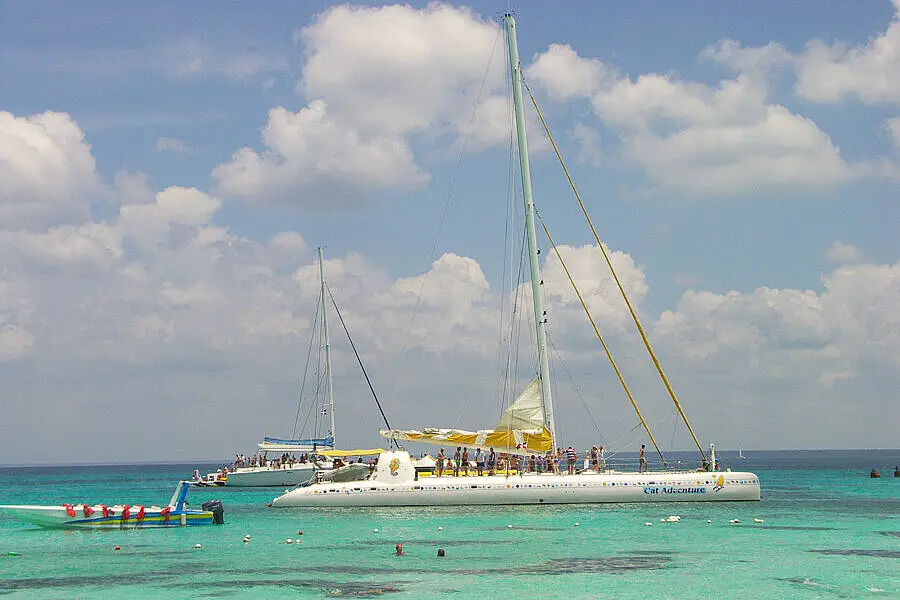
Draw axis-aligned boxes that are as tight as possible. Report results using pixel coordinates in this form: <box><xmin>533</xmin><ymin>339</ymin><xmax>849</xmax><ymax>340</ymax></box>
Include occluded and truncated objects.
<box><xmin>270</xmin><ymin>450</ymin><xmax>760</xmax><ymax>507</ymax></box>
<box><xmin>194</xmin><ymin>249</ymin><xmax>391</xmax><ymax>488</ymax></box>
<box><xmin>0</xmin><ymin>481</ymin><xmax>224</xmax><ymax>529</ymax></box>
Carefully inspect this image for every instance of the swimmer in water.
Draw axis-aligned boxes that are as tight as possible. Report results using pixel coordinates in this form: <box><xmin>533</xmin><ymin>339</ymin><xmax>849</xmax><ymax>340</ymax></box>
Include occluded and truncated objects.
<box><xmin>395</xmin><ymin>543</ymin><xmax>404</xmax><ymax>556</ymax></box>
<box><xmin>437</xmin><ymin>548</ymin><xmax>445</xmax><ymax>557</ymax></box>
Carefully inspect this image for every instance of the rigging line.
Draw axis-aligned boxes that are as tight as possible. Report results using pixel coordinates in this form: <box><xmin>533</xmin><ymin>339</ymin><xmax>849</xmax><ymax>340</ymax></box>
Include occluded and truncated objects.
<box><xmin>395</xmin><ymin>24</ymin><xmax>503</xmax><ymax>371</ymax></box>
<box><xmin>326</xmin><ymin>285</ymin><xmax>393</xmax><ymax>439</ymax></box>
<box><xmin>538</xmin><ymin>213</ymin><xmax>668</xmax><ymax>468</ymax></box>
<box><xmin>524</xmin><ymin>81</ymin><xmax>707</xmax><ymax>463</ymax></box>
<box><xmin>546</xmin><ymin>333</ymin><xmax>605</xmax><ymax>442</ymax></box>
<box><xmin>603</xmin><ymin>420</ymin><xmax>650</xmax><ymax>460</ymax></box>
<box><xmin>292</xmin><ymin>298</ymin><xmax>321</xmax><ymax>438</ymax></box>
<box><xmin>504</xmin><ymin>223</ymin><xmax>529</xmax><ymax>417</ymax></box>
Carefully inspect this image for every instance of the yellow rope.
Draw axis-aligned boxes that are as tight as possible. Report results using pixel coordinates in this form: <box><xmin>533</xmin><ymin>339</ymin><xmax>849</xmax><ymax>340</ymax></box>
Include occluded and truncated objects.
<box><xmin>527</xmin><ymin>86</ymin><xmax>707</xmax><ymax>462</ymax></box>
<box><xmin>539</xmin><ymin>217</ymin><xmax>667</xmax><ymax>468</ymax></box>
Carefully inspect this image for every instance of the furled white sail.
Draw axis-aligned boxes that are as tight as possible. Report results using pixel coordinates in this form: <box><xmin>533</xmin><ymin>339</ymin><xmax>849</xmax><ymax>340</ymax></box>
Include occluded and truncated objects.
<box><xmin>497</xmin><ymin>378</ymin><xmax>543</xmax><ymax>430</ymax></box>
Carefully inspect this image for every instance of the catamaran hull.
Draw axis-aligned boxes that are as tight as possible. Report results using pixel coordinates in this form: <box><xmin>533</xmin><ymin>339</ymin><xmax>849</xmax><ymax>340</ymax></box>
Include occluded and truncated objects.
<box><xmin>223</xmin><ymin>465</ymin><xmax>319</xmax><ymax>487</ymax></box>
<box><xmin>271</xmin><ymin>472</ymin><xmax>760</xmax><ymax>507</ymax></box>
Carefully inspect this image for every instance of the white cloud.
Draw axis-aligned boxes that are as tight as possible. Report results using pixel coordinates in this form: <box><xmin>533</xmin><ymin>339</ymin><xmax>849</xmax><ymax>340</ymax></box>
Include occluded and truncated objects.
<box><xmin>527</xmin><ymin>43</ymin><xmax>613</xmax><ymax>101</ymax></box>
<box><xmin>165</xmin><ymin>38</ymin><xmax>287</xmax><ymax>81</ymax></box>
<box><xmin>269</xmin><ymin>231</ymin><xmax>308</xmax><ymax>257</ymax></box>
<box><xmin>213</xmin><ymin>4</ymin><xmax>510</xmax><ymax>207</ymax></box>
<box><xmin>794</xmin><ymin>0</ymin><xmax>900</xmax><ymax>105</ymax></box>
<box><xmin>569</xmin><ymin>122</ymin><xmax>602</xmax><ymax>166</ymax></box>
<box><xmin>0</xmin><ymin>111</ymin><xmax>96</xmax><ymax>228</ymax></box>
<box><xmin>213</xmin><ymin>102</ymin><xmax>427</xmax><ymax>208</ymax></box>
<box><xmin>656</xmin><ymin>260</ymin><xmax>900</xmax><ymax>377</ymax></box>
<box><xmin>155</xmin><ymin>136</ymin><xmax>196</xmax><ymax>154</ymax></box>
<box><xmin>826</xmin><ymin>241</ymin><xmax>866</xmax><ymax>264</ymax></box>
<box><xmin>528</xmin><ymin>44</ymin><xmax>870</xmax><ymax>196</ymax></box>
<box><xmin>886</xmin><ymin>117</ymin><xmax>900</xmax><ymax>147</ymax></box>
<box><xmin>701</xmin><ymin>39</ymin><xmax>792</xmax><ymax>76</ymax></box>
<box><xmin>298</xmin><ymin>4</ymin><xmax>502</xmax><ymax>135</ymax></box>
<box><xmin>119</xmin><ymin>186</ymin><xmax>221</xmax><ymax>242</ymax></box>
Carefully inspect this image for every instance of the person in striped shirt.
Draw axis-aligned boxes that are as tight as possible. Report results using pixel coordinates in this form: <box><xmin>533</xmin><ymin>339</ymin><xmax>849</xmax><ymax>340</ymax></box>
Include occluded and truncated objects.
<box><xmin>566</xmin><ymin>446</ymin><xmax>577</xmax><ymax>475</ymax></box>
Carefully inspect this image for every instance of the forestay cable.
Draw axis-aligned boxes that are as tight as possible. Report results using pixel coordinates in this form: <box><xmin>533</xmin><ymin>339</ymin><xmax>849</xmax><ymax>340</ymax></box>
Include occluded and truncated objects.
<box><xmin>526</xmin><ymin>83</ymin><xmax>706</xmax><ymax>462</ymax></box>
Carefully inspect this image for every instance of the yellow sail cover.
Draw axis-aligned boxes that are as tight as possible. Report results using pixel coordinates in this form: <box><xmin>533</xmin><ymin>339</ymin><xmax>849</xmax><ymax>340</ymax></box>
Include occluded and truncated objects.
<box><xmin>380</xmin><ymin>379</ymin><xmax>553</xmax><ymax>454</ymax></box>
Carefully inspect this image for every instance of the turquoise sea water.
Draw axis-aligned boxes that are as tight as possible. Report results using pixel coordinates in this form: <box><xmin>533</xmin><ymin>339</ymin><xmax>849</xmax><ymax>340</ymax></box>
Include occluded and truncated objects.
<box><xmin>0</xmin><ymin>450</ymin><xmax>897</xmax><ymax>599</ymax></box>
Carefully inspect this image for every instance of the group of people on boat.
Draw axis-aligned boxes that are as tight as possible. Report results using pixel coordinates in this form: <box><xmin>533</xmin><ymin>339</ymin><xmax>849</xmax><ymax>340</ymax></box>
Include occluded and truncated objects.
<box><xmin>229</xmin><ymin>452</ymin><xmax>325</xmax><ymax>471</ymax></box>
<box><xmin>431</xmin><ymin>445</ymin><xmax>614</xmax><ymax>477</ymax></box>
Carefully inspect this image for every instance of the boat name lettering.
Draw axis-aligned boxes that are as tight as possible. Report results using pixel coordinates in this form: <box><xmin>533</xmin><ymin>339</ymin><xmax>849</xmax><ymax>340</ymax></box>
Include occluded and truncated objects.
<box><xmin>643</xmin><ymin>486</ymin><xmax>707</xmax><ymax>495</ymax></box>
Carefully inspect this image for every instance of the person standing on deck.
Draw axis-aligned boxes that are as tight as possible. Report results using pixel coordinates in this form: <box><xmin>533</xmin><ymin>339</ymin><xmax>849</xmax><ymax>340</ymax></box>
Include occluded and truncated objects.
<box><xmin>436</xmin><ymin>448</ymin><xmax>445</xmax><ymax>477</ymax></box>
<box><xmin>453</xmin><ymin>447</ymin><xmax>461</xmax><ymax>477</ymax></box>
<box><xmin>461</xmin><ymin>447</ymin><xmax>470</xmax><ymax>476</ymax></box>
<box><xmin>475</xmin><ymin>448</ymin><xmax>484</xmax><ymax>476</ymax></box>
<box><xmin>639</xmin><ymin>445</ymin><xmax>648</xmax><ymax>473</ymax></box>
<box><xmin>566</xmin><ymin>446</ymin><xmax>577</xmax><ymax>475</ymax></box>
<box><xmin>488</xmin><ymin>448</ymin><xmax>496</xmax><ymax>475</ymax></box>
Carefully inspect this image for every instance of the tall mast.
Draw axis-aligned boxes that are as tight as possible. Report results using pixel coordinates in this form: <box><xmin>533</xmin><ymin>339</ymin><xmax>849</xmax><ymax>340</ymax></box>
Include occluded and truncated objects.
<box><xmin>318</xmin><ymin>247</ymin><xmax>335</xmax><ymax>440</ymax></box>
<box><xmin>503</xmin><ymin>14</ymin><xmax>557</xmax><ymax>449</ymax></box>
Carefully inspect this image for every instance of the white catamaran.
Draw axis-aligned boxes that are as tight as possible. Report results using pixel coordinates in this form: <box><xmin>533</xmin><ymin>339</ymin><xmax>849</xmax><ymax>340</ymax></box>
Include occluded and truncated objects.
<box><xmin>271</xmin><ymin>15</ymin><xmax>760</xmax><ymax>508</ymax></box>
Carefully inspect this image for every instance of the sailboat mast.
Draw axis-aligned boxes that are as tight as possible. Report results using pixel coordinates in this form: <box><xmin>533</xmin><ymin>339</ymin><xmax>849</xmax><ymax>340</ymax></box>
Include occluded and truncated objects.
<box><xmin>503</xmin><ymin>14</ymin><xmax>557</xmax><ymax>449</ymax></box>
<box><xmin>318</xmin><ymin>247</ymin><xmax>336</xmax><ymax>440</ymax></box>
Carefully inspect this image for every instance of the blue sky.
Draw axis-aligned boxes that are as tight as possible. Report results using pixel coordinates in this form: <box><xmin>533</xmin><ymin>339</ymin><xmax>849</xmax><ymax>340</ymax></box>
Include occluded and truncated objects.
<box><xmin>0</xmin><ymin>1</ymin><xmax>897</xmax><ymax>464</ymax></box>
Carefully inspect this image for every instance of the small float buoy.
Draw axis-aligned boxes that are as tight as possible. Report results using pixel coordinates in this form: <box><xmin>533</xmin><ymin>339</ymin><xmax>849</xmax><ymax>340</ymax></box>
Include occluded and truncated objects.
<box><xmin>437</xmin><ymin>526</ymin><xmax>443</xmax><ymax>531</ymax></box>
<box><xmin>285</xmin><ymin>539</ymin><xmax>293</xmax><ymax>544</ymax></box>
<box><xmin>574</xmin><ymin>522</ymin><xmax>579</xmax><ymax>527</ymax></box>
<box><xmin>194</xmin><ymin>544</ymin><xmax>202</xmax><ymax>549</ymax></box>
<box><xmin>666</xmin><ymin>515</ymin><xmax>681</xmax><ymax>522</ymax></box>
<box><xmin>729</xmin><ymin>519</ymin><xmax>740</xmax><ymax>524</ymax></box>
<box><xmin>373</xmin><ymin>528</ymin><xmax>379</xmax><ymax>533</ymax></box>
<box><xmin>242</xmin><ymin>538</ymin><xmax>249</xmax><ymax>543</ymax></box>
<box><xmin>707</xmin><ymin>520</ymin><xmax>712</xmax><ymax>524</ymax></box>
<box><xmin>297</xmin><ymin>531</ymin><xmax>303</xmax><ymax>536</ymax></box>
<box><xmin>644</xmin><ymin>522</ymin><xmax>652</xmax><ymax>526</ymax></box>
<box><xmin>114</xmin><ymin>546</ymin><xmax>121</xmax><ymax>551</ymax></box>
<box><xmin>507</xmin><ymin>524</ymin><xmax>513</xmax><ymax>528</ymax></box>
<box><xmin>754</xmin><ymin>518</ymin><xmax>764</xmax><ymax>523</ymax></box>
